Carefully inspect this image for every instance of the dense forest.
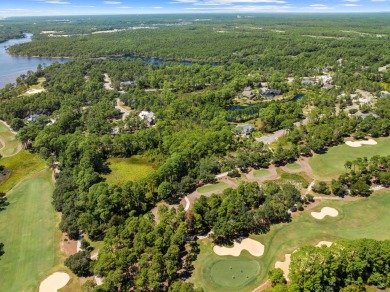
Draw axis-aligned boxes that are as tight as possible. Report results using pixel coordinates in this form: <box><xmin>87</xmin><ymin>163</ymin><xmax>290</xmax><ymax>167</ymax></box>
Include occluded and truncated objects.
<box><xmin>0</xmin><ymin>14</ymin><xmax>390</xmax><ymax>291</ymax></box>
<box><xmin>266</xmin><ymin>239</ymin><xmax>390</xmax><ymax>291</ymax></box>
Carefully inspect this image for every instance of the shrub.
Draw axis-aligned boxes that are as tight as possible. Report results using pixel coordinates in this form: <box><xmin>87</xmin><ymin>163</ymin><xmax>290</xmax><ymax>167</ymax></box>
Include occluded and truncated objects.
<box><xmin>64</xmin><ymin>251</ymin><xmax>93</xmax><ymax>277</ymax></box>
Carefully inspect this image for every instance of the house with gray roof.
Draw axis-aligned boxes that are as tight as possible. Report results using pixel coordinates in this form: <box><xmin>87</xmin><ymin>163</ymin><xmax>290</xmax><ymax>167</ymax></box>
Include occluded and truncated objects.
<box><xmin>236</xmin><ymin>124</ymin><xmax>255</xmax><ymax>135</ymax></box>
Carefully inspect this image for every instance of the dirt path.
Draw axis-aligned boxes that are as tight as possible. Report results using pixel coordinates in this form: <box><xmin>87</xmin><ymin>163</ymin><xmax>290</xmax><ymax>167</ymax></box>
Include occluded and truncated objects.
<box><xmin>251</xmin><ymin>280</ymin><xmax>272</xmax><ymax>292</ymax></box>
<box><xmin>103</xmin><ymin>73</ymin><xmax>113</xmax><ymax>90</ymax></box>
<box><xmin>256</xmin><ymin>129</ymin><xmax>287</xmax><ymax>144</ymax></box>
<box><xmin>115</xmin><ymin>98</ymin><xmax>131</xmax><ymax>121</ymax></box>
<box><xmin>296</xmin><ymin>157</ymin><xmax>315</xmax><ymax>179</ymax></box>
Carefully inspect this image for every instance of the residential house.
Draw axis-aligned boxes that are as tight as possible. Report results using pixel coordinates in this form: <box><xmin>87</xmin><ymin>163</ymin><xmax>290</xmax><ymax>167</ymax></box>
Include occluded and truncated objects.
<box><xmin>236</xmin><ymin>124</ymin><xmax>255</xmax><ymax>135</ymax></box>
<box><xmin>242</xmin><ymin>86</ymin><xmax>255</xmax><ymax>99</ymax></box>
<box><xmin>139</xmin><ymin>111</ymin><xmax>156</xmax><ymax>126</ymax></box>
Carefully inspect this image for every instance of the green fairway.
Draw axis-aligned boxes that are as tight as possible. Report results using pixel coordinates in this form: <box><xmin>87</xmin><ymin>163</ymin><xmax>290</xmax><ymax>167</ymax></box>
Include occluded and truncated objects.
<box><xmin>207</xmin><ymin>258</ymin><xmax>260</xmax><ymax>289</ymax></box>
<box><xmin>253</xmin><ymin>169</ymin><xmax>271</xmax><ymax>178</ymax></box>
<box><xmin>309</xmin><ymin>137</ymin><xmax>390</xmax><ymax>180</ymax></box>
<box><xmin>191</xmin><ymin>190</ymin><xmax>390</xmax><ymax>291</ymax></box>
<box><xmin>197</xmin><ymin>182</ymin><xmax>229</xmax><ymax>194</ymax></box>
<box><xmin>0</xmin><ymin>170</ymin><xmax>56</xmax><ymax>292</ymax></box>
<box><xmin>102</xmin><ymin>155</ymin><xmax>157</xmax><ymax>185</ymax></box>
<box><xmin>0</xmin><ymin>121</ymin><xmax>20</xmax><ymax>157</ymax></box>
<box><xmin>286</xmin><ymin>162</ymin><xmax>301</xmax><ymax>170</ymax></box>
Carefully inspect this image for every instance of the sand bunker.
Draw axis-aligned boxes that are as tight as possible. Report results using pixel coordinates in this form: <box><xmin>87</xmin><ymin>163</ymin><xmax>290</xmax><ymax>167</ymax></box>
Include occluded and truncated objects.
<box><xmin>316</xmin><ymin>241</ymin><xmax>333</xmax><ymax>247</ymax></box>
<box><xmin>213</xmin><ymin>238</ymin><xmax>264</xmax><ymax>257</ymax></box>
<box><xmin>275</xmin><ymin>242</ymin><xmax>333</xmax><ymax>280</ymax></box>
<box><xmin>39</xmin><ymin>272</ymin><xmax>70</xmax><ymax>292</ymax></box>
<box><xmin>275</xmin><ymin>253</ymin><xmax>293</xmax><ymax>280</ymax></box>
<box><xmin>345</xmin><ymin>139</ymin><xmax>377</xmax><ymax>147</ymax></box>
<box><xmin>311</xmin><ymin>207</ymin><xmax>338</xmax><ymax>219</ymax></box>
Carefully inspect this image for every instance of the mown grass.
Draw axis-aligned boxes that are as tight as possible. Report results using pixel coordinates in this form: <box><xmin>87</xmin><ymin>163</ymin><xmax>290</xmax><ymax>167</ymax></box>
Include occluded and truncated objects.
<box><xmin>309</xmin><ymin>137</ymin><xmax>390</xmax><ymax>180</ymax></box>
<box><xmin>190</xmin><ymin>190</ymin><xmax>390</xmax><ymax>291</ymax></box>
<box><xmin>102</xmin><ymin>155</ymin><xmax>157</xmax><ymax>185</ymax></box>
<box><xmin>285</xmin><ymin>162</ymin><xmax>302</xmax><ymax>170</ymax></box>
<box><xmin>0</xmin><ymin>170</ymin><xmax>57</xmax><ymax>292</ymax></box>
<box><xmin>0</xmin><ymin>121</ymin><xmax>20</xmax><ymax>157</ymax></box>
<box><xmin>253</xmin><ymin>169</ymin><xmax>271</xmax><ymax>178</ymax></box>
<box><xmin>197</xmin><ymin>182</ymin><xmax>229</xmax><ymax>194</ymax></box>
<box><xmin>0</xmin><ymin>151</ymin><xmax>46</xmax><ymax>193</ymax></box>
<box><xmin>205</xmin><ymin>258</ymin><xmax>260</xmax><ymax>289</ymax></box>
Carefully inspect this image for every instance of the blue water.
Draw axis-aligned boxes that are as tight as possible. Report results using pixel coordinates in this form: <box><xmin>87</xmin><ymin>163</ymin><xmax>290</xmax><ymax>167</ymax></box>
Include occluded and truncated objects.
<box><xmin>0</xmin><ymin>33</ymin><xmax>68</xmax><ymax>89</ymax></box>
<box><xmin>293</xmin><ymin>93</ymin><xmax>305</xmax><ymax>102</ymax></box>
<box><xmin>229</xmin><ymin>104</ymin><xmax>256</xmax><ymax>111</ymax></box>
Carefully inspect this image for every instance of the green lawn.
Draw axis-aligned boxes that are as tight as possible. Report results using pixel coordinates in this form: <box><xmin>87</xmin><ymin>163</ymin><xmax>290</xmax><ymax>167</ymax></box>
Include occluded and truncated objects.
<box><xmin>197</xmin><ymin>182</ymin><xmax>229</xmax><ymax>194</ymax></box>
<box><xmin>309</xmin><ymin>137</ymin><xmax>390</xmax><ymax>180</ymax></box>
<box><xmin>286</xmin><ymin>162</ymin><xmax>302</xmax><ymax>170</ymax></box>
<box><xmin>253</xmin><ymin>169</ymin><xmax>271</xmax><ymax>178</ymax></box>
<box><xmin>0</xmin><ymin>121</ymin><xmax>20</xmax><ymax>157</ymax></box>
<box><xmin>0</xmin><ymin>170</ymin><xmax>57</xmax><ymax>292</ymax></box>
<box><xmin>102</xmin><ymin>155</ymin><xmax>157</xmax><ymax>185</ymax></box>
<box><xmin>191</xmin><ymin>190</ymin><xmax>390</xmax><ymax>291</ymax></box>
<box><xmin>0</xmin><ymin>151</ymin><xmax>46</xmax><ymax>193</ymax></box>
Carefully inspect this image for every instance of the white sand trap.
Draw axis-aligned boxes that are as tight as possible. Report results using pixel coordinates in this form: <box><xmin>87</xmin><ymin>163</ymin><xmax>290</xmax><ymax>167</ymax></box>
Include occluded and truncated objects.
<box><xmin>316</xmin><ymin>241</ymin><xmax>333</xmax><ymax>247</ymax></box>
<box><xmin>213</xmin><ymin>238</ymin><xmax>264</xmax><ymax>257</ymax></box>
<box><xmin>311</xmin><ymin>207</ymin><xmax>338</xmax><ymax>219</ymax></box>
<box><xmin>275</xmin><ymin>253</ymin><xmax>292</xmax><ymax>280</ymax></box>
<box><xmin>39</xmin><ymin>272</ymin><xmax>70</xmax><ymax>292</ymax></box>
<box><xmin>275</xmin><ymin>242</ymin><xmax>333</xmax><ymax>280</ymax></box>
<box><xmin>345</xmin><ymin>139</ymin><xmax>377</xmax><ymax>147</ymax></box>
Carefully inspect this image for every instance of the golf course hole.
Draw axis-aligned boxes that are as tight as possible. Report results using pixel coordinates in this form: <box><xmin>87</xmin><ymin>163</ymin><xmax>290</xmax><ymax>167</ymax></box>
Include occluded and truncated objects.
<box><xmin>209</xmin><ymin>259</ymin><xmax>260</xmax><ymax>289</ymax></box>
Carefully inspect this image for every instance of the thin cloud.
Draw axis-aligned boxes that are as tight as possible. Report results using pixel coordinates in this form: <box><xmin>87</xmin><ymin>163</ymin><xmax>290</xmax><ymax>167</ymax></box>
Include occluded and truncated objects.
<box><xmin>343</xmin><ymin>3</ymin><xmax>361</xmax><ymax>6</ymax></box>
<box><xmin>45</xmin><ymin>1</ymin><xmax>71</xmax><ymax>4</ymax></box>
<box><xmin>103</xmin><ymin>1</ymin><xmax>121</xmax><ymax>4</ymax></box>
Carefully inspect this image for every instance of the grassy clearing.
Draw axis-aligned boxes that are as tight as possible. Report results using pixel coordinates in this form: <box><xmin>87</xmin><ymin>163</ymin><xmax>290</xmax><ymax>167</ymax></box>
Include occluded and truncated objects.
<box><xmin>0</xmin><ymin>170</ymin><xmax>57</xmax><ymax>292</ymax></box>
<box><xmin>197</xmin><ymin>182</ymin><xmax>229</xmax><ymax>194</ymax></box>
<box><xmin>0</xmin><ymin>151</ymin><xmax>46</xmax><ymax>193</ymax></box>
<box><xmin>102</xmin><ymin>155</ymin><xmax>157</xmax><ymax>185</ymax></box>
<box><xmin>279</xmin><ymin>171</ymin><xmax>310</xmax><ymax>188</ymax></box>
<box><xmin>285</xmin><ymin>162</ymin><xmax>302</xmax><ymax>170</ymax></box>
<box><xmin>309</xmin><ymin>137</ymin><xmax>390</xmax><ymax>180</ymax></box>
<box><xmin>191</xmin><ymin>190</ymin><xmax>390</xmax><ymax>291</ymax></box>
<box><xmin>0</xmin><ymin>121</ymin><xmax>20</xmax><ymax>157</ymax></box>
<box><xmin>253</xmin><ymin>169</ymin><xmax>271</xmax><ymax>178</ymax></box>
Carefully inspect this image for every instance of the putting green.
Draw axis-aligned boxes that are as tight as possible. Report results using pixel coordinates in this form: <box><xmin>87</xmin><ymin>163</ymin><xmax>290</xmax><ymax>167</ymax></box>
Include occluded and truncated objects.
<box><xmin>207</xmin><ymin>259</ymin><xmax>260</xmax><ymax>289</ymax></box>
<box><xmin>286</xmin><ymin>162</ymin><xmax>301</xmax><ymax>170</ymax></box>
<box><xmin>309</xmin><ymin>137</ymin><xmax>390</xmax><ymax>180</ymax></box>
<box><xmin>197</xmin><ymin>182</ymin><xmax>229</xmax><ymax>194</ymax></box>
<box><xmin>191</xmin><ymin>190</ymin><xmax>390</xmax><ymax>291</ymax></box>
<box><xmin>253</xmin><ymin>169</ymin><xmax>271</xmax><ymax>178</ymax></box>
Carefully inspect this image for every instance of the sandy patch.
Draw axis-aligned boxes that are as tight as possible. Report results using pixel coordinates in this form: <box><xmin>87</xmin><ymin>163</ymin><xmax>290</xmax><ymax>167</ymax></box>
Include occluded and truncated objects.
<box><xmin>275</xmin><ymin>253</ymin><xmax>292</xmax><ymax>281</ymax></box>
<box><xmin>213</xmin><ymin>238</ymin><xmax>264</xmax><ymax>257</ymax></box>
<box><xmin>316</xmin><ymin>241</ymin><xmax>333</xmax><ymax>247</ymax></box>
<box><xmin>346</xmin><ymin>139</ymin><xmax>377</xmax><ymax>147</ymax></box>
<box><xmin>275</xmin><ymin>242</ymin><xmax>333</xmax><ymax>280</ymax></box>
<box><xmin>25</xmin><ymin>88</ymin><xmax>45</xmax><ymax>95</ymax></box>
<box><xmin>39</xmin><ymin>272</ymin><xmax>70</xmax><ymax>292</ymax></box>
<box><xmin>311</xmin><ymin>207</ymin><xmax>338</xmax><ymax>219</ymax></box>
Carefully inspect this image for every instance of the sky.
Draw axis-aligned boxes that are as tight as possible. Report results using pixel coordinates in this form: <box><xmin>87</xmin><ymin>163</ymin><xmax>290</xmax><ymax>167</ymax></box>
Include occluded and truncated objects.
<box><xmin>0</xmin><ymin>0</ymin><xmax>390</xmax><ymax>17</ymax></box>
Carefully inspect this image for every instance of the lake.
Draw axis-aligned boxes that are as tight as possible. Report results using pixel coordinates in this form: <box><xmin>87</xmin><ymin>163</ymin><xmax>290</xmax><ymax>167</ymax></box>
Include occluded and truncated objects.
<box><xmin>0</xmin><ymin>33</ymin><xmax>68</xmax><ymax>89</ymax></box>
